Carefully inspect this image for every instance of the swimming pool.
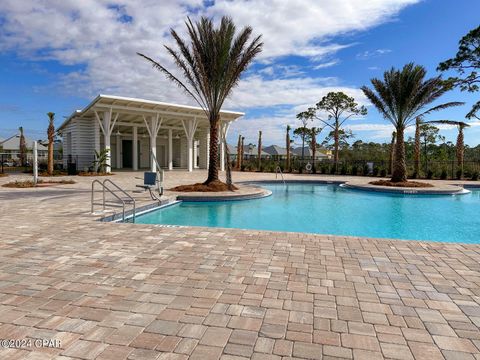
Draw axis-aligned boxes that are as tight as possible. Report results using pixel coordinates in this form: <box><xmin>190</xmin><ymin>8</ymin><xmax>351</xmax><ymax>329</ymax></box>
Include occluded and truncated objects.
<box><xmin>135</xmin><ymin>182</ymin><xmax>480</xmax><ymax>243</ymax></box>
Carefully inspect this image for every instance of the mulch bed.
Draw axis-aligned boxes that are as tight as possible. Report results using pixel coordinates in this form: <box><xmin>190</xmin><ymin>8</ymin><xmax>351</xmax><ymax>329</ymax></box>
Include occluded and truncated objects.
<box><xmin>369</xmin><ymin>180</ymin><xmax>434</xmax><ymax>188</ymax></box>
<box><xmin>170</xmin><ymin>180</ymin><xmax>238</xmax><ymax>192</ymax></box>
<box><xmin>78</xmin><ymin>172</ymin><xmax>114</xmax><ymax>176</ymax></box>
<box><xmin>0</xmin><ymin>173</ymin><xmax>8</xmax><ymax>177</ymax></box>
<box><xmin>2</xmin><ymin>179</ymin><xmax>76</xmax><ymax>188</ymax></box>
<box><xmin>39</xmin><ymin>171</ymin><xmax>69</xmax><ymax>177</ymax></box>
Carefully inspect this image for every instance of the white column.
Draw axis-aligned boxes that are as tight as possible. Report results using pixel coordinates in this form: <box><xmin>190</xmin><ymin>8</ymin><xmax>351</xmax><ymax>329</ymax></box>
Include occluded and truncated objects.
<box><xmin>168</xmin><ymin>129</ymin><xmax>173</xmax><ymax>170</ymax></box>
<box><xmin>143</xmin><ymin>114</ymin><xmax>162</xmax><ymax>172</ymax></box>
<box><xmin>116</xmin><ymin>133</ymin><xmax>122</xmax><ymax>169</ymax></box>
<box><xmin>132</xmin><ymin>126</ymin><xmax>138</xmax><ymax>171</ymax></box>
<box><xmin>182</xmin><ymin>118</ymin><xmax>199</xmax><ymax>172</ymax></box>
<box><xmin>103</xmin><ymin>110</ymin><xmax>112</xmax><ymax>173</ymax></box>
<box><xmin>95</xmin><ymin>108</ymin><xmax>118</xmax><ymax>173</ymax></box>
<box><xmin>193</xmin><ymin>140</ymin><xmax>199</xmax><ymax>168</ymax></box>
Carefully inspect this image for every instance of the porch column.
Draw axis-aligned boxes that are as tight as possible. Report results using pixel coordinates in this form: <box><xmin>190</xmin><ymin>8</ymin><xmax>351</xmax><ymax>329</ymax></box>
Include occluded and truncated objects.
<box><xmin>143</xmin><ymin>114</ymin><xmax>162</xmax><ymax>172</ymax></box>
<box><xmin>116</xmin><ymin>133</ymin><xmax>121</xmax><ymax>169</ymax></box>
<box><xmin>132</xmin><ymin>126</ymin><xmax>138</xmax><ymax>171</ymax></box>
<box><xmin>182</xmin><ymin>118</ymin><xmax>199</xmax><ymax>172</ymax></box>
<box><xmin>220</xmin><ymin>121</ymin><xmax>231</xmax><ymax>172</ymax></box>
<box><xmin>94</xmin><ymin>108</ymin><xmax>119</xmax><ymax>173</ymax></box>
<box><xmin>193</xmin><ymin>140</ymin><xmax>199</xmax><ymax>168</ymax></box>
<box><xmin>168</xmin><ymin>129</ymin><xmax>173</xmax><ymax>170</ymax></box>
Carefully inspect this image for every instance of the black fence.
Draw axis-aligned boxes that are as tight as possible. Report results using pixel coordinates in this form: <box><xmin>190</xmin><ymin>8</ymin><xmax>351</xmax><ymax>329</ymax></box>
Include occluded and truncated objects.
<box><xmin>236</xmin><ymin>157</ymin><xmax>480</xmax><ymax>180</ymax></box>
<box><xmin>1</xmin><ymin>151</ymin><xmax>64</xmax><ymax>175</ymax></box>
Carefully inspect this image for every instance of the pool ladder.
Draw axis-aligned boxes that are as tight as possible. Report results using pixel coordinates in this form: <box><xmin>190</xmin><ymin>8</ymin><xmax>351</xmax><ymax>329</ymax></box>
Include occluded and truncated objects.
<box><xmin>275</xmin><ymin>165</ymin><xmax>286</xmax><ymax>186</ymax></box>
<box><xmin>91</xmin><ymin>179</ymin><xmax>136</xmax><ymax>223</ymax></box>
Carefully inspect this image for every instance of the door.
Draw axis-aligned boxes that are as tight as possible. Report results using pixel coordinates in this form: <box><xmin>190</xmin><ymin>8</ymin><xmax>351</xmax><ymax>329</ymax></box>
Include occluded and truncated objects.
<box><xmin>122</xmin><ymin>140</ymin><xmax>133</xmax><ymax>168</ymax></box>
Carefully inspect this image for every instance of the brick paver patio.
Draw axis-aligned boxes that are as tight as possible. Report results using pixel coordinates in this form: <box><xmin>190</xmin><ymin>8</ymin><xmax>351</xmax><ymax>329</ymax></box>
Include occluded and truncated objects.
<box><xmin>0</xmin><ymin>171</ymin><xmax>479</xmax><ymax>359</ymax></box>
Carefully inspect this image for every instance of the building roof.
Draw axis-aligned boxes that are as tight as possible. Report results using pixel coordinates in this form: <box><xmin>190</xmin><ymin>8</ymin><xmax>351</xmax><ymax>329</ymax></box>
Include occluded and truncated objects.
<box><xmin>292</xmin><ymin>146</ymin><xmax>328</xmax><ymax>158</ymax></box>
<box><xmin>1</xmin><ymin>136</ymin><xmax>47</xmax><ymax>151</ymax></box>
<box><xmin>263</xmin><ymin>145</ymin><xmax>288</xmax><ymax>156</ymax></box>
<box><xmin>58</xmin><ymin>94</ymin><xmax>244</xmax><ymax>132</ymax></box>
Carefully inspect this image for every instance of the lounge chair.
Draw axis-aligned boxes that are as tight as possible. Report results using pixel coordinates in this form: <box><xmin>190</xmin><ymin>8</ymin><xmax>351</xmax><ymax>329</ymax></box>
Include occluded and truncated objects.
<box><xmin>135</xmin><ymin>171</ymin><xmax>163</xmax><ymax>201</ymax></box>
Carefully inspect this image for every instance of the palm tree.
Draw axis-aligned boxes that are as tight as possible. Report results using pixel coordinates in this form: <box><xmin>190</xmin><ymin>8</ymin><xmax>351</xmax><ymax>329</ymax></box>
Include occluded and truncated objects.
<box><xmin>286</xmin><ymin>125</ymin><xmax>291</xmax><ymax>171</ymax></box>
<box><xmin>138</xmin><ymin>17</ymin><xmax>262</xmax><ymax>187</ymax></box>
<box><xmin>47</xmin><ymin>112</ymin><xmax>55</xmax><ymax>175</ymax></box>
<box><xmin>414</xmin><ymin>117</ymin><xmax>421</xmax><ymax>177</ymax></box>
<box><xmin>236</xmin><ymin>134</ymin><xmax>242</xmax><ymax>170</ymax></box>
<box><xmin>307</xmin><ymin>127</ymin><xmax>322</xmax><ymax>172</ymax></box>
<box><xmin>427</xmin><ymin>120</ymin><xmax>470</xmax><ymax>178</ymax></box>
<box><xmin>240</xmin><ymin>136</ymin><xmax>245</xmax><ymax>170</ymax></box>
<box><xmin>361</xmin><ymin>63</ymin><xmax>463</xmax><ymax>182</ymax></box>
<box><xmin>257</xmin><ymin>131</ymin><xmax>262</xmax><ymax>170</ymax></box>
<box><xmin>389</xmin><ymin>131</ymin><xmax>396</xmax><ymax>176</ymax></box>
<box><xmin>19</xmin><ymin>126</ymin><xmax>26</xmax><ymax>167</ymax></box>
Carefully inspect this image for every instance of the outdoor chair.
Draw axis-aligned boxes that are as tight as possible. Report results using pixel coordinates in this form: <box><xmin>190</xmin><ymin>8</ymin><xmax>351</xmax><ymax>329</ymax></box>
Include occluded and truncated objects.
<box><xmin>135</xmin><ymin>171</ymin><xmax>163</xmax><ymax>201</ymax></box>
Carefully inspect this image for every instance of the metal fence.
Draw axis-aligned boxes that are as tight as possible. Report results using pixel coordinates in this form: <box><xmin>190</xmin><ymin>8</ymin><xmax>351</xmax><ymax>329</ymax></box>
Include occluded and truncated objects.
<box><xmin>237</xmin><ymin>157</ymin><xmax>480</xmax><ymax>180</ymax></box>
<box><xmin>0</xmin><ymin>151</ymin><xmax>63</xmax><ymax>174</ymax></box>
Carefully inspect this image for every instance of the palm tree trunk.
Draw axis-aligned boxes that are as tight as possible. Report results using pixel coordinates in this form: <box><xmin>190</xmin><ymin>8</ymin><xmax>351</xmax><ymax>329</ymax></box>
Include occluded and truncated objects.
<box><xmin>48</xmin><ymin>141</ymin><xmax>54</xmax><ymax>175</ymax></box>
<box><xmin>391</xmin><ymin>127</ymin><xmax>407</xmax><ymax>182</ymax></box>
<box><xmin>312</xmin><ymin>135</ymin><xmax>316</xmax><ymax>172</ymax></box>
<box><xmin>414</xmin><ymin>118</ymin><xmax>420</xmax><ymax>177</ymax></box>
<box><xmin>240</xmin><ymin>136</ymin><xmax>244</xmax><ymax>170</ymax></box>
<box><xmin>224</xmin><ymin>137</ymin><xmax>233</xmax><ymax>189</ymax></box>
<box><xmin>286</xmin><ymin>127</ymin><xmax>291</xmax><ymax>171</ymax></box>
<box><xmin>389</xmin><ymin>131</ymin><xmax>396</xmax><ymax>175</ymax></box>
<box><xmin>236</xmin><ymin>135</ymin><xmax>242</xmax><ymax>170</ymax></box>
<box><xmin>205</xmin><ymin>116</ymin><xmax>220</xmax><ymax>184</ymax></box>
<box><xmin>457</xmin><ymin>126</ymin><xmax>464</xmax><ymax>178</ymax></box>
<box><xmin>257</xmin><ymin>131</ymin><xmax>262</xmax><ymax>171</ymax></box>
<box><xmin>334</xmin><ymin>126</ymin><xmax>339</xmax><ymax>173</ymax></box>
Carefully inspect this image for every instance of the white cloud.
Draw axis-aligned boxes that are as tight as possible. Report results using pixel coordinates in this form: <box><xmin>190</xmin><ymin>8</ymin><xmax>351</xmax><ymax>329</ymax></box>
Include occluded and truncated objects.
<box><xmin>0</xmin><ymin>0</ymin><xmax>419</xmax><ymax>109</ymax></box>
<box><xmin>313</xmin><ymin>60</ymin><xmax>340</xmax><ymax>70</ymax></box>
<box><xmin>356</xmin><ymin>48</ymin><xmax>392</xmax><ymax>60</ymax></box>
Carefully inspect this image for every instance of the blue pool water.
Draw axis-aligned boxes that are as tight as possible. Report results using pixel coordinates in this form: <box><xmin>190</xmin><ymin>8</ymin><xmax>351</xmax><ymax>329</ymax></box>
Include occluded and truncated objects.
<box><xmin>136</xmin><ymin>183</ymin><xmax>480</xmax><ymax>243</ymax></box>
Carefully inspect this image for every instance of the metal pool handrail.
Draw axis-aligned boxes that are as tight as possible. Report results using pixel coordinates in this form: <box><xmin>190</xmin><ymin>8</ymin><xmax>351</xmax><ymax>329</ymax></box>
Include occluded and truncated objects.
<box><xmin>275</xmin><ymin>165</ymin><xmax>286</xmax><ymax>186</ymax></box>
<box><xmin>91</xmin><ymin>179</ymin><xmax>136</xmax><ymax>223</ymax></box>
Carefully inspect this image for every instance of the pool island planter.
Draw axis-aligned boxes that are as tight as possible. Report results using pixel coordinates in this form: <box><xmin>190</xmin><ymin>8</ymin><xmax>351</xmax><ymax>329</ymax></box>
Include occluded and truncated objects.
<box><xmin>341</xmin><ymin>181</ymin><xmax>469</xmax><ymax>195</ymax></box>
<box><xmin>174</xmin><ymin>185</ymin><xmax>271</xmax><ymax>201</ymax></box>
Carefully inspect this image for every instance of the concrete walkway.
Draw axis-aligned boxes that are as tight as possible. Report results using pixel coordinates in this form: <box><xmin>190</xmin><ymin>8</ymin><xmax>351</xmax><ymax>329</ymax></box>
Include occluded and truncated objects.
<box><xmin>0</xmin><ymin>171</ymin><xmax>479</xmax><ymax>359</ymax></box>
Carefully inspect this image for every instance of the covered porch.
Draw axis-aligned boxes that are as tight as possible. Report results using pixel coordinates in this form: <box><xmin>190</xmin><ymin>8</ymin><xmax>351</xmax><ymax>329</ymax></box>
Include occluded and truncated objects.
<box><xmin>58</xmin><ymin>95</ymin><xmax>243</xmax><ymax>173</ymax></box>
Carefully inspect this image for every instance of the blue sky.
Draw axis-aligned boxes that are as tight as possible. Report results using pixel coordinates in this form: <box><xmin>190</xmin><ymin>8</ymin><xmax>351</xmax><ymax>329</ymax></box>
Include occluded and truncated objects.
<box><xmin>0</xmin><ymin>0</ymin><xmax>479</xmax><ymax>147</ymax></box>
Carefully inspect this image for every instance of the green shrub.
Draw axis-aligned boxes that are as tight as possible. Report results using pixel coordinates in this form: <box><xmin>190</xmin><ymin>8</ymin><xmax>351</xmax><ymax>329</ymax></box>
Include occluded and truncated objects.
<box><xmin>380</xmin><ymin>169</ymin><xmax>387</xmax><ymax>177</ymax></box>
<box><xmin>321</xmin><ymin>165</ymin><xmax>328</xmax><ymax>174</ymax></box>
<box><xmin>330</xmin><ymin>166</ymin><xmax>336</xmax><ymax>175</ymax></box>
<box><xmin>351</xmin><ymin>165</ymin><xmax>358</xmax><ymax>176</ymax></box>
<box><xmin>363</xmin><ymin>164</ymin><xmax>369</xmax><ymax>176</ymax></box>
<box><xmin>456</xmin><ymin>169</ymin><xmax>463</xmax><ymax>179</ymax></box>
<box><xmin>372</xmin><ymin>167</ymin><xmax>379</xmax><ymax>176</ymax></box>
<box><xmin>427</xmin><ymin>170</ymin><xmax>434</xmax><ymax>179</ymax></box>
<box><xmin>440</xmin><ymin>169</ymin><xmax>448</xmax><ymax>180</ymax></box>
<box><xmin>471</xmin><ymin>171</ymin><xmax>479</xmax><ymax>181</ymax></box>
<box><xmin>340</xmin><ymin>165</ymin><xmax>347</xmax><ymax>175</ymax></box>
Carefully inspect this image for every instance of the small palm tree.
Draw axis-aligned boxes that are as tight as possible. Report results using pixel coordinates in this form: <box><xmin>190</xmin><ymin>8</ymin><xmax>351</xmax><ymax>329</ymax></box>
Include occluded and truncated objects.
<box><xmin>307</xmin><ymin>127</ymin><xmax>322</xmax><ymax>172</ymax></box>
<box><xmin>236</xmin><ymin>134</ymin><xmax>242</xmax><ymax>170</ymax></box>
<box><xmin>138</xmin><ymin>16</ymin><xmax>262</xmax><ymax>187</ymax></box>
<box><xmin>286</xmin><ymin>125</ymin><xmax>291</xmax><ymax>171</ymax></box>
<box><xmin>47</xmin><ymin>112</ymin><xmax>55</xmax><ymax>175</ymax></box>
<box><xmin>427</xmin><ymin>120</ymin><xmax>470</xmax><ymax>178</ymax></box>
<box><xmin>361</xmin><ymin>63</ymin><xmax>463</xmax><ymax>182</ymax></box>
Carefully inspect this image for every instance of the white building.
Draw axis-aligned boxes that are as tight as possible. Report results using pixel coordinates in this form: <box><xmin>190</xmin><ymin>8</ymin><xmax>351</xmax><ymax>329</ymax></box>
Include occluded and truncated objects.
<box><xmin>57</xmin><ymin>95</ymin><xmax>243</xmax><ymax>172</ymax></box>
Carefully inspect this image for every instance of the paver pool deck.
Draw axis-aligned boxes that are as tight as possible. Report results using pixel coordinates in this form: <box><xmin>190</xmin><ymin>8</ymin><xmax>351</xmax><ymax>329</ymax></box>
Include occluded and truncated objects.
<box><xmin>0</xmin><ymin>171</ymin><xmax>479</xmax><ymax>360</ymax></box>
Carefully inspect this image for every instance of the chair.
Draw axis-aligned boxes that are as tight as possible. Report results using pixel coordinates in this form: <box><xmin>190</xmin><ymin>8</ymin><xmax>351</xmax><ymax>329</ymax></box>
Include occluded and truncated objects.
<box><xmin>135</xmin><ymin>171</ymin><xmax>163</xmax><ymax>201</ymax></box>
